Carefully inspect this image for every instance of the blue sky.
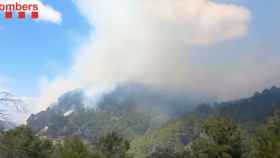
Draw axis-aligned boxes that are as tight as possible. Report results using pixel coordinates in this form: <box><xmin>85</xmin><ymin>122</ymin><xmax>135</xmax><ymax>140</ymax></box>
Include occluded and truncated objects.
<box><xmin>0</xmin><ymin>0</ymin><xmax>90</xmax><ymax>96</ymax></box>
<box><xmin>0</xmin><ymin>0</ymin><xmax>279</xmax><ymax>100</ymax></box>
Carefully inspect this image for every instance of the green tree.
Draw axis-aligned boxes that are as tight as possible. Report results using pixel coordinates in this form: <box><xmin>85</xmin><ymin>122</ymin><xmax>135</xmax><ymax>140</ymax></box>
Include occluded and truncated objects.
<box><xmin>188</xmin><ymin>117</ymin><xmax>242</xmax><ymax>158</ymax></box>
<box><xmin>51</xmin><ymin>136</ymin><xmax>95</xmax><ymax>158</ymax></box>
<box><xmin>247</xmin><ymin>112</ymin><xmax>280</xmax><ymax>158</ymax></box>
<box><xmin>0</xmin><ymin>126</ymin><xmax>53</xmax><ymax>158</ymax></box>
<box><xmin>97</xmin><ymin>132</ymin><xmax>131</xmax><ymax>158</ymax></box>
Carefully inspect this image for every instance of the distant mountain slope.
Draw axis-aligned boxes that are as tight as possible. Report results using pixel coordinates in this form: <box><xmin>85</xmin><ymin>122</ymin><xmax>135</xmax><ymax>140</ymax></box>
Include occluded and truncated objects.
<box><xmin>0</xmin><ymin>91</ymin><xmax>31</xmax><ymax>126</ymax></box>
<box><xmin>27</xmin><ymin>90</ymin><xmax>86</xmax><ymax>138</ymax></box>
<box><xmin>97</xmin><ymin>84</ymin><xmax>199</xmax><ymax>127</ymax></box>
<box><xmin>129</xmin><ymin>87</ymin><xmax>280</xmax><ymax>158</ymax></box>
<box><xmin>0</xmin><ymin>120</ymin><xmax>16</xmax><ymax>131</ymax></box>
<box><xmin>27</xmin><ymin>84</ymin><xmax>199</xmax><ymax>140</ymax></box>
<box><xmin>217</xmin><ymin>86</ymin><xmax>280</xmax><ymax>124</ymax></box>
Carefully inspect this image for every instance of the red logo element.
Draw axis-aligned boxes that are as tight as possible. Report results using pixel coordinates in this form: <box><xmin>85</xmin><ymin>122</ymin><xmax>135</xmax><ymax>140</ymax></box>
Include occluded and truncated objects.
<box><xmin>5</xmin><ymin>11</ymin><xmax>12</xmax><ymax>19</ymax></box>
<box><xmin>31</xmin><ymin>12</ymin><xmax>38</xmax><ymax>19</ymax></box>
<box><xmin>0</xmin><ymin>2</ymin><xmax>39</xmax><ymax>20</ymax></box>
<box><xmin>18</xmin><ymin>11</ymin><xmax>25</xmax><ymax>19</ymax></box>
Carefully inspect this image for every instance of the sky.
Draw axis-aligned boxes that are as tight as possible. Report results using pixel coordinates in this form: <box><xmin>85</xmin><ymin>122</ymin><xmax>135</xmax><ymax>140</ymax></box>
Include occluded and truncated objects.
<box><xmin>0</xmin><ymin>0</ymin><xmax>90</xmax><ymax>95</ymax></box>
<box><xmin>0</xmin><ymin>0</ymin><xmax>279</xmax><ymax>112</ymax></box>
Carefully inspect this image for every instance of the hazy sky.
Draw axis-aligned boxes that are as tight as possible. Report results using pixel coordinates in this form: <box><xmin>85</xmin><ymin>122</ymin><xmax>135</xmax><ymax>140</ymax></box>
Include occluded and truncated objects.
<box><xmin>0</xmin><ymin>0</ymin><xmax>279</xmax><ymax>110</ymax></box>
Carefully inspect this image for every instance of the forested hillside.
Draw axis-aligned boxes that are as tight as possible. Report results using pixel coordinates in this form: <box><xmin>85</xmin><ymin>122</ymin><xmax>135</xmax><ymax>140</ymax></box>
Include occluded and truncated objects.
<box><xmin>2</xmin><ymin>86</ymin><xmax>280</xmax><ymax>158</ymax></box>
<box><xmin>27</xmin><ymin>84</ymin><xmax>199</xmax><ymax>140</ymax></box>
<box><xmin>129</xmin><ymin>87</ymin><xmax>280</xmax><ymax>157</ymax></box>
<box><xmin>2</xmin><ymin>108</ymin><xmax>280</xmax><ymax>158</ymax></box>
<box><xmin>217</xmin><ymin>86</ymin><xmax>280</xmax><ymax>126</ymax></box>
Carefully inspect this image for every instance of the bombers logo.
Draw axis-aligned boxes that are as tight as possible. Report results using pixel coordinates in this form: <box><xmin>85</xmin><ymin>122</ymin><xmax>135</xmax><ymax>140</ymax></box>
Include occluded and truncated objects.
<box><xmin>0</xmin><ymin>2</ymin><xmax>39</xmax><ymax>19</ymax></box>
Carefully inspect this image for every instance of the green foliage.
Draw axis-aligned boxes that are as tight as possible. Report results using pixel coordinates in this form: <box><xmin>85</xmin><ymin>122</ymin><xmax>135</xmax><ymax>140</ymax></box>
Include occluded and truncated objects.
<box><xmin>129</xmin><ymin>112</ymin><xmax>206</xmax><ymax>158</ymax></box>
<box><xmin>0</xmin><ymin>126</ymin><xmax>53</xmax><ymax>158</ymax></box>
<box><xmin>3</xmin><ymin>111</ymin><xmax>280</xmax><ymax>158</ymax></box>
<box><xmin>0</xmin><ymin>127</ymin><xmax>130</xmax><ymax>158</ymax></box>
<box><xmin>146</xmin><ymin>148</ymin><xmax>182</xmax><ymax>158</ymax></box>
<box><xmin>97</xmin><ymin>132</ymin><xmax>131</xmax><ymax>158</ymax></box>
<box><xmin>51</xmin><ymin>136</ymin><xmax>95</xmax><ymax>158</ymax></box>
<box><xmin>247</xmin><ymin>112</ymin><xmax>280</xmax><ymax>158</ymax></box>
<box><xmin>187</xmin><ymin>117</ymin><xmax>242</xmax><ymax>158</ymax></box>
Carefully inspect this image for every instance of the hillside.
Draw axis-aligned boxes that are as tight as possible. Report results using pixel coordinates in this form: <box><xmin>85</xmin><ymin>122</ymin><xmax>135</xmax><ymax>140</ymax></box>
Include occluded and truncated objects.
<box><xmin>27</xmin><ymin>84</ymin><xmax>199</xmax><ymax>140</ymax></box>
<box><xmin>217</xmin><ymin>86</ymin><xmax>280</xmax><ymax>125</ymax></box>
<box><xmin>26</xmin><ymin>86</ymin><xmax>280</xmax><ymax>158</ymax></box>
<box><xmin>129</xmin><ymin>87</ymin><xmax>280</xmax><ymax>158</ymax></box>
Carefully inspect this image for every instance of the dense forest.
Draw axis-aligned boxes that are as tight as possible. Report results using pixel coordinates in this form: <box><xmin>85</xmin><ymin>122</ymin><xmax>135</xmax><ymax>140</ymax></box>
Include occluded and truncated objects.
<box><xmin>1</xmin><ymin>86</ymin><xmax>280</xmax><ymax>158</ymax></box>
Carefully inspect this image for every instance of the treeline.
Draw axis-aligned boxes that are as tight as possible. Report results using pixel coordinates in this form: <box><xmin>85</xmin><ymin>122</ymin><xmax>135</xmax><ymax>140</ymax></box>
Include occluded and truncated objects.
<box><xmin>1</xmin><ymin>113</ymin><xmax>280</xmax><ymax>158</ymax></box>
<box><xmin>147</xmin><ymin>112</ymin><xmax>280</xmax><ymax>158</ymax></box>
<box><xmin>0</xmin><ymin>127</ymin><xmax>131</xmax><ymax>158</ymax></box>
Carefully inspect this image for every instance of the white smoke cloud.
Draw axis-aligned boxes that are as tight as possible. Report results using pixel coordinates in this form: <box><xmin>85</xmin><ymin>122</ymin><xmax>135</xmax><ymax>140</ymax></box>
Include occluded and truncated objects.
<box><xmin>37</xmin><ymin>0</ymin><xmax>252</xmax><ymax>109</ymax></box>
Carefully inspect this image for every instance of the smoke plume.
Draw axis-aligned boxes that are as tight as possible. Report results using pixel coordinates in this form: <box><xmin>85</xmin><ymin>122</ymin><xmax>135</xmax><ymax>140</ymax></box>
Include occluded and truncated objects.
<box><xmin>38</xmin><ymin>0</ymin><xmax>253</xmax><ymax>109</ymax></box>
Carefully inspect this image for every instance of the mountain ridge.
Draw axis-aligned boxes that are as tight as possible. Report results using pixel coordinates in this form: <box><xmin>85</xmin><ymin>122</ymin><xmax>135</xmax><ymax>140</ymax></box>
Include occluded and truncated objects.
<box><xmin>0</xmin><ymin>91</ymin><xmax>32</xmax><ymax>127</ymax></box>
<box><xmin>27</xmin><ymin>84</ymin><xmax>200</xmax><ymax>139</ymax></box>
